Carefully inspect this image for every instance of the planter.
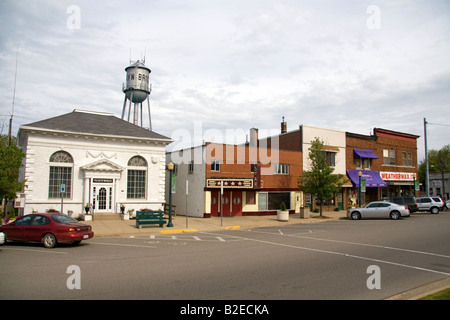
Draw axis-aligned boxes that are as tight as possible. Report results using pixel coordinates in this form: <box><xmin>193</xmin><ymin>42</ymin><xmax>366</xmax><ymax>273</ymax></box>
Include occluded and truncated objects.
<box><xmin>81</xmin><ymin>214</ymin><xmax>92</xmax><ymax>221</ymax></box>
<box><xmin>277</xmin><ymin>210</ymin><xmax>289</xmax><ymax>222</ymax></box>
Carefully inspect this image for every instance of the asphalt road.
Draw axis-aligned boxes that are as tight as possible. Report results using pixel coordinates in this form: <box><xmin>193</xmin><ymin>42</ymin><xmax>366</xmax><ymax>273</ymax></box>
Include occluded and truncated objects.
<box><xmin>1</xmin><ymin>212</ymin><xmax>449</xmax><ymax>303</ymax></box>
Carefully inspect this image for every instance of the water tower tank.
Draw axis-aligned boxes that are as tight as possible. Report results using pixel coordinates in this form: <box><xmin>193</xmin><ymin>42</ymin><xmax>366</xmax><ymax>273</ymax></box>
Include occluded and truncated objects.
<box><xmin>123</xmin><ymin>60</ymin><xmax>151</xmax><ymax>103</ymax></box>
<box><xmin>121</xmin><ymin>59</ymin><xmax>153</xmax><ymax>129</ymax></box>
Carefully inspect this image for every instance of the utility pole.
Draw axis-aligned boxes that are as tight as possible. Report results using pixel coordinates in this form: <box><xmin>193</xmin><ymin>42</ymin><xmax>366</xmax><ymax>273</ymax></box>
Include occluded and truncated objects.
<box><xmin>424</xmin><ymin>118</ymin><xmax>429</xmax><ymax>196</ymax></box>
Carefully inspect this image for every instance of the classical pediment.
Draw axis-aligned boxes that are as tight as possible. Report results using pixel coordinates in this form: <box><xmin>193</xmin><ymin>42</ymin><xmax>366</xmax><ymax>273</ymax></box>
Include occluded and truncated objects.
<box><xmin>81</xmin><ymin>159</ymin><xmax>124</xmax><ymax>172</ymax></box>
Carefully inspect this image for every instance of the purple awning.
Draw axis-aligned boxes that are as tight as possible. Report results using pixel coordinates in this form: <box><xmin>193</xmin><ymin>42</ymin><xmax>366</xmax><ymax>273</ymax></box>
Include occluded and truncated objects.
<box><xmin>353</xmin><ymin>149</ymin><xmax>379</xmax><ymax>159</ymax></box>
<box><xmin>347</xmin><ymin>169</ymin><xmax>387</xmax><ymax>187</ymax></box>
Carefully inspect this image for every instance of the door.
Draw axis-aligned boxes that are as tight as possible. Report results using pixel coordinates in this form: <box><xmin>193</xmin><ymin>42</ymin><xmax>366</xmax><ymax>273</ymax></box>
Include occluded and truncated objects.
<box><xmin>221</xmin><ymin>191</ymin><xmax>231</xmax><ymax>216</ymax></box>
<box><xmin>232</xmin><ymin>191</ymin><xmax>242</xmax><ymax>216</ymax></box>
<box><xmin>211</xmin><ymin>191</ymin><xmax>219</xmax><ymax>217</ymax></box>
<box><xmin>92</xmin><ymin>185</ymin><xmax>113</xmax><ymax>212</ymax></box>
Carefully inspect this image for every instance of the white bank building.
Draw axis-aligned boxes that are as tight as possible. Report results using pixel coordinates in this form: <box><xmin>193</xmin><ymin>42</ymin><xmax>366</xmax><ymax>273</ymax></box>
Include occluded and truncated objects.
<box><xmin>17</xmin><ymin>109</ymin><xmax>172</xmax><ymax>218</ymax></box>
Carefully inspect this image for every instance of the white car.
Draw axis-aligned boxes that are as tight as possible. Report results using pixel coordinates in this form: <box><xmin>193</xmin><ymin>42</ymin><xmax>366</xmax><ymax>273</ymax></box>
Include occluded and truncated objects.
<box><xmin>347</xmin><ymin>201</ymin><xmax>410</xmax><ymax>220</ymax></box>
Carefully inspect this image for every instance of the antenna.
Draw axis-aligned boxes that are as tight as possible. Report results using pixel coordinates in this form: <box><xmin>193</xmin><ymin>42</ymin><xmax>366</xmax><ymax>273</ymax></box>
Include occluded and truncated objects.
<box><xmin>8</xmin><ymin>45</ymin><xmax>19</xmax><ymax>146</ymax></box>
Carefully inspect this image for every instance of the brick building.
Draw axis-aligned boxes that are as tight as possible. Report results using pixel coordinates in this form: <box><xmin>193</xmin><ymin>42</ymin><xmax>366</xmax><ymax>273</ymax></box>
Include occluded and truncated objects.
<box><xmin>166</xmin><ymin>137</ymin><xmax>303</xmax><ymax>218</ymax></box>
<box><xmin>267</xmin><ymin>121</ymin><xmax>419</xmax><ymax>211</ymax></box>
<box><xmin>346</xmin><ymin>128</ymin><xmax>420</xmax><ymax>206</ymax></box>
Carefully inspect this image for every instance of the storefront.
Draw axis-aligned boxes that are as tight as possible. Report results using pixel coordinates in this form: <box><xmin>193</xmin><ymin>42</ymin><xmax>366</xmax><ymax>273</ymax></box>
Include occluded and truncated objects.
<box><xmin>380</xmin><ymin>171</ymin><xmax>417</xmax><ymax>198</ymax></box>
<box><xmin>347</xmin><ymin>169</ymin><xmax>387</xmax><ymax>206</ymax></box>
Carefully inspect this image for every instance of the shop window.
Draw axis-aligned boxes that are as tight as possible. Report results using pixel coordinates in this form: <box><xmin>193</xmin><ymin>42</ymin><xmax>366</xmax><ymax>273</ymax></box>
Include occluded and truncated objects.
<box><xmin>246</xmin><ymin>191</ymin><xmax>256</xmax><ymax>205</ymax></box>
<box><xmin>268</xmin><ymin>192</ymin><xmax>291</xmax><ymax>210</ymax></box>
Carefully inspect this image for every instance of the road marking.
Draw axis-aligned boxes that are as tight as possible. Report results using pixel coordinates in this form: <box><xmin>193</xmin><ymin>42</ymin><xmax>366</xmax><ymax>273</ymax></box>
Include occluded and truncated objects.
<box><xmin>202</xmin><ymin>231</ymin><xmax>450</xmax><ymax>277</ymax></box>
<box><xmin>216</xmin><ymin>237</ymin><xmax>226</xmax><ymax>242</ymax></box>
<box><xmin>91</xmin><ymin>242</ymin><xmax>157</xmax><ymax>248</ymax></box>
<box><xmin>1</xmin><ymin>247</ymin><xmax>68</xmax><ymax>254</ymax></box>
<box><xmin>245</xmin><ymin>228</ymin><xmax>450</xmax><ymax>259</ymax></box>
<box><xmin>193</xmin><ymin>236</ymin><xmax>201</xmax><ymax>241</ymax></box>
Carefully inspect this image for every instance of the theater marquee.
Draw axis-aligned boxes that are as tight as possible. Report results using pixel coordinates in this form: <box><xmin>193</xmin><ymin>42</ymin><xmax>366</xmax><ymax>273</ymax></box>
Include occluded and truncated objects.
<box><xmin>206</xmin><ymin>178</ymin><xmax>253</xmax><ymax>189</ymax></box>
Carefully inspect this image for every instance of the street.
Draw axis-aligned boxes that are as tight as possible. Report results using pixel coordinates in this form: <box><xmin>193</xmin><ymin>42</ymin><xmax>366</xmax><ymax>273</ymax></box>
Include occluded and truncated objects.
<box><xmin>1</xmin><ymin>212</ymin><xmax>449</xmax><ymax>302</ymax></box>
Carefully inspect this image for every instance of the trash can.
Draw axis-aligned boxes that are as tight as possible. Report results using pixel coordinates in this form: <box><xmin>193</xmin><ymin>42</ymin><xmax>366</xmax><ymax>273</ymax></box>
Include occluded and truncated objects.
<box><xmin>300</xmin><ymin>207</ymin><xmax>309</xmax><ymax>219</ymax></box>
<box><xmin>0</xmin><ymin>232</ymin><xmax>5</xmax><ymax>245</ymax></box>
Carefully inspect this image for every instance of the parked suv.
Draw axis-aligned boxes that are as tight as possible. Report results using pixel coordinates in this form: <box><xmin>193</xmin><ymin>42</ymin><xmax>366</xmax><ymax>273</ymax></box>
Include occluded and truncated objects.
<box><xmin>390</xmin><ymin>196</ymin><xmax>418</xmax><ymax>213</ymax></box>
<box><xmin>416</xmin><ymin>197</ymin><xmax>444</xmax><ymax>214</ymax></box>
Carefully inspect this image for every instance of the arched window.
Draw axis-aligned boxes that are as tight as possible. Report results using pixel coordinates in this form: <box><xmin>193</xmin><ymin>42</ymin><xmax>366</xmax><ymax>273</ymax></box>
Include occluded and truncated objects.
<box><xmin>48</xmin><ymin>151</ymin><xmax>73</xmax><ymax>199</ymax></box>
<box><xmin>127</xmin><ymin>156</ymin><xmax>147</xmax><ymax>199</ymax></box>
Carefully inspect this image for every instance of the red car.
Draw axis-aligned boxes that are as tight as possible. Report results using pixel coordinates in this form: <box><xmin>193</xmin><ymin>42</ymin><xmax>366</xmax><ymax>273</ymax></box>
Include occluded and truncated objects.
<box><xmin>0</xmin><ymin>213</ymin><xmax>94</xmax><ymax>248</ymax></box>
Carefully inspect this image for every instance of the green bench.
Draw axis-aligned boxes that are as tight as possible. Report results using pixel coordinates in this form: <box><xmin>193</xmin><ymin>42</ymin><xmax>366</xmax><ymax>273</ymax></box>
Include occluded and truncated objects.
<box><xmin>136</xmin><ymin>211</ymin><xmax>167</xmax><ymax>228</ymax></box>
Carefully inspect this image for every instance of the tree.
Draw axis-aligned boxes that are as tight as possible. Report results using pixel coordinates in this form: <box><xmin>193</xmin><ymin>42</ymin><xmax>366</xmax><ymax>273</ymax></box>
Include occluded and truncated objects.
<box><xmin>418</xmin><ymin>145</ymin><xmax>450</xmax><ymax>197</ymax></box>
<box><xmin>298</xmin><ymin>137</ymin><xmax>346</xmax><ymax>217</ymax></box>
<box><xmin>0</xmin><ymin>134</ymin><xmax>26</xmax><ymax>217</ymax></box>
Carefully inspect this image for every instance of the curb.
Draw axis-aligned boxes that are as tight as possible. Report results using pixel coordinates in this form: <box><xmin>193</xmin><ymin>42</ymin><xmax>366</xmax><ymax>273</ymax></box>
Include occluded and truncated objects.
<box><xmin>386</xmin><ymin>277</ymin><xmax>450</xmax><ymax>300</ymax></box>
<box><xmin>160</xmin><ymin>228</ymin><xmax>198</xmax><ymax>234</ymax></box>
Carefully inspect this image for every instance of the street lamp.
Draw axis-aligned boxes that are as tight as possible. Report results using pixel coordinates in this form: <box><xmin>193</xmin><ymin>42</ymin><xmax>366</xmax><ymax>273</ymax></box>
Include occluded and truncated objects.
<box><xmin>358</xmin><ymin>171</ymin><xmax>362</xmax><ymax>207</ymax></box>
<box><xmin>167</xmin><ymin>161</ymin><xmax>174</xmax><ymax>227</ymax></box>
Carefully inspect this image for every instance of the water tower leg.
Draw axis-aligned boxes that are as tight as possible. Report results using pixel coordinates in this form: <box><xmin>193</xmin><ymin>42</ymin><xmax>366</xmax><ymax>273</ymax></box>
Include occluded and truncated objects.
<box><xmin>127</xmin><ymin>91</ymin><xmax>134</xmax><ymax>122</ymax></box>
<box><xmin>121</xmin><ymin>95</ymin><xmax>127</xmax><ymax>120</ymax></box>
<box><xmin>140</xmin><ymin>103</ymin><xmax>143</xmax><ymax>127</ymax></box>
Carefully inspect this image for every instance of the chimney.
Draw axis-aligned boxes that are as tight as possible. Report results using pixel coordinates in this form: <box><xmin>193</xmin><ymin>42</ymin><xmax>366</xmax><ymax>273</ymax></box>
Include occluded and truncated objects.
<box><xmin>281</xmin><ymin>116</ymin><xmax>287</xmax><ymax>134</ymax></box>
<box><xmin>249</xmin><ymin>127</ymin><xmax>259</xmax><ymax>148</ymax></box>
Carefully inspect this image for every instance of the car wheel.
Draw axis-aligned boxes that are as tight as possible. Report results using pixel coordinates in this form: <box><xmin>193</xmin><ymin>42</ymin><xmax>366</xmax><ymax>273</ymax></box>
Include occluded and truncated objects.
<box><xmin>431</xmin><ymin>207</ymin><xmax>439</xmax><ymax>214</ymax></box>
<box><xmin>351</xmin><ymin>211</ymin><xmax>361</xmax><ymax>220</ymax></box>
<box><xmin>43</xmin><ymin>233</ymin><xmax>57</xmax><ymax>248</ymax></box>
<box><xmin>390</xmin><ymin>211</ymin><xmax>400</xmax><ymax>220</ymax></box>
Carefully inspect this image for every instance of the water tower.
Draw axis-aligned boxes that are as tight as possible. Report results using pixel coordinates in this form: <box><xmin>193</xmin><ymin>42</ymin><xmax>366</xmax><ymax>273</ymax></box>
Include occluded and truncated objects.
<box><xmin>121</xmin><ymin>59</ymin><xmax>152</xmax><ymax>129</ymax></box>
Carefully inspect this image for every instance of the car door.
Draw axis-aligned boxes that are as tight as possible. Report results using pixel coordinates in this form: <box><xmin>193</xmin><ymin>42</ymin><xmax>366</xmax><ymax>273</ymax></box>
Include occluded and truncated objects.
<box><xmin>362</xmin><ymin>202</ymin><xmax>379</xmax><ymax>218</ymax></box>
<box><xmin>6</xmin><ymin>215</ymin><xmax>34</xmax><ymax>240</ymax></box>
<box><xmin>27</xmin><ymin>215</ymin><xmax>51</xmax><ymax>242</ymax></box>
<box><xmin>417</xmin><ymin>198</ymin><xmax>430</xmax><ymax>211</ymax></box>
<box><xmin>377</xmin><ymin>203</ymin><xmax>392</xmax><ymax>218</ymax></box>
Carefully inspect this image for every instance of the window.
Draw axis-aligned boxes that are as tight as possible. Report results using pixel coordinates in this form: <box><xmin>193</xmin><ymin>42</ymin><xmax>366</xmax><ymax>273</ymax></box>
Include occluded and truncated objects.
<box><xmin>355</xmin><ymin>158</ymin><xmax>371</xmax><ymax>169</ymax></box>
<box><xmin>246</xmin><ymin>191</ymin><xmax>256</xmax><ymax>205</ymax></box>
<box><xmin>268</xmin><ymin>192</ymin><xmax>291</xmax><ymax>210</ymax></box>
<box><xmin>326</xmin><ymin>152</ymin><xmax>336</xmax><ymax>167</ymax></box>
<box><xmin>188</xmin><ymin>160</ymin><xmax>194</xmax><ymax>173</ymax></box>
<box><xmin>211</xmin><ymin>160</ymin><xmax>220</xmax><ymax>172</ymax></box>
<box><xmin>250</xmin><ymin>162</ymin><xmax>258</xmax><ymax>173</ymax></box>
<box><xmin>383</xmin><ymin>149</ymin><xmax>396</xmax><ymax>165</ymax></box>
<box><xmin>402</xmin><ymin>151</ymin><xmax>413</xmax><ymax>166</ymax></box>
<box><xmin>275</xmin><ymin>164</ymin><xmax>289</xmax><ymax>175</ymax></box>
<box><xmin>127</xmin><ymin>156</ymin><xmax>147</xmax><ymax>199</ymax></box>
<box><xmin>48</xmin><ymin>151</ymin><xmax>73</xmax><ymax>199</ymax></box>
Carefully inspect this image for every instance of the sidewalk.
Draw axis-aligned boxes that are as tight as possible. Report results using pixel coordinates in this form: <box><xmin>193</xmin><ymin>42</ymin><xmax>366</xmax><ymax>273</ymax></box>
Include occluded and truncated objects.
<box><xmin>85</xmin><ymin>211</ymin><xmax>348</xmax><ymax>237</ymax></box>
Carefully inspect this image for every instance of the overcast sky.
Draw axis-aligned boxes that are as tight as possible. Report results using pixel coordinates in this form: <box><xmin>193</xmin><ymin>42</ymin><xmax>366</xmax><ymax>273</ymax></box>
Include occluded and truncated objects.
<box><xmin>1</xmin><ymin>0</ymin><xmax>449</xmax><ymax>161</ymax></box>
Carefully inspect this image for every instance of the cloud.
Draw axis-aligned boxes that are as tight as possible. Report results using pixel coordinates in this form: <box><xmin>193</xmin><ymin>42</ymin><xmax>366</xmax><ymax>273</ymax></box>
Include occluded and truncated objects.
<box><xmin>0</xmin><ymin>0</ymin><xmax>449</xmax><ymax>162</ymax></box>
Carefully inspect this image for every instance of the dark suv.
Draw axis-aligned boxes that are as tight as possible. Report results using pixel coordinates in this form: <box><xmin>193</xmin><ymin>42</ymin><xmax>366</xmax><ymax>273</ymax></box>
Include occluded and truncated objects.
<box><xmin>416</xmin><ymin>196</ymin><xmax>444</xmax><ymax>214</ymax></box>
<box><xmin>387</xmin><ymin>196</ymin><xmax>418</xmax><ymax>213</ymax></box>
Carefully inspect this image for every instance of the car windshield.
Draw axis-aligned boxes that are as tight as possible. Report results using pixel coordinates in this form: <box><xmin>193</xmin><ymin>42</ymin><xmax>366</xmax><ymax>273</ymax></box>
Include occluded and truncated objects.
<box><xmin>52</xmin><ymin>214</ymin><xmax>78</xmax><ymax>224</ymax></box>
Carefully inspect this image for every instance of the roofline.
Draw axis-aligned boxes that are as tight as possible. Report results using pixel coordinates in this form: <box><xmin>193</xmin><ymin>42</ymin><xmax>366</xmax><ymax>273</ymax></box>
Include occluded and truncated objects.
<box><xmin>18</xmin><ymin>125</ymin><xmax>173</xmax><ymax>144</ymax></box>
